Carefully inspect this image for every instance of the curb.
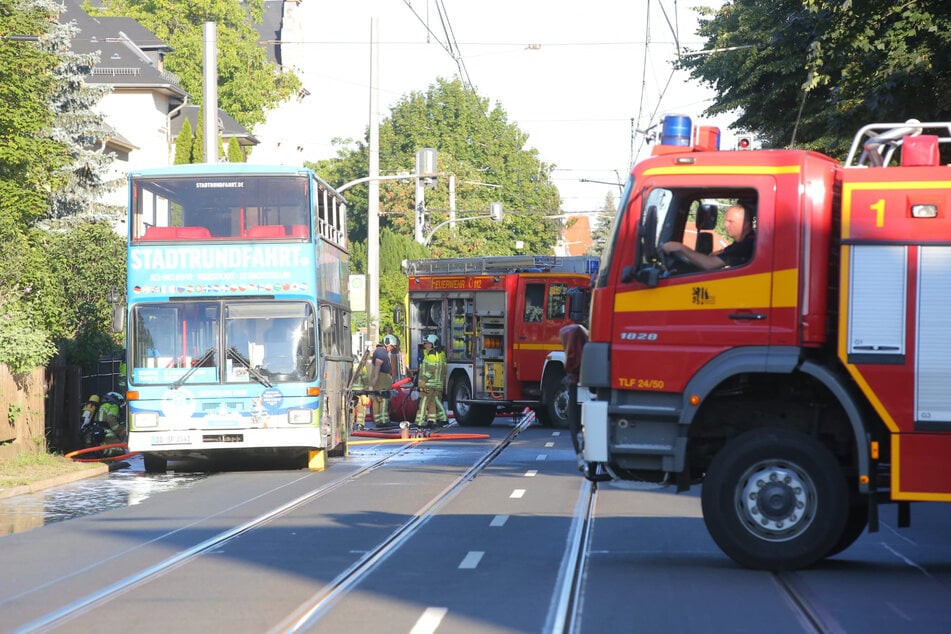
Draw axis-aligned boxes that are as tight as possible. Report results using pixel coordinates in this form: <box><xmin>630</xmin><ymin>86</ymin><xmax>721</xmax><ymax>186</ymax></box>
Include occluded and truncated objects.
<box><xmin>0</xmin><ymin>464</ymin><xmax>110</xmax><ymax>501</ymax></box>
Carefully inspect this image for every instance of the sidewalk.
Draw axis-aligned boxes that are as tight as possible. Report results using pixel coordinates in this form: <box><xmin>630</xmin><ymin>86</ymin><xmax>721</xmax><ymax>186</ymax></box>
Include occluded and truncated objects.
<box><xmin>0</xmin><ymin>463</ymin><xmax>109</xmax><ymax>501</ymax></box>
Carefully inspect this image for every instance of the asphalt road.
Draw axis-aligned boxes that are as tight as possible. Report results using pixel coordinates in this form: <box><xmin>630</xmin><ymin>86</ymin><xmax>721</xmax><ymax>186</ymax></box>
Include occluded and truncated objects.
<box><xmin>2</xmin><ymin>419</ymin><xmax>951</xmax><ymax>633</ymax></box>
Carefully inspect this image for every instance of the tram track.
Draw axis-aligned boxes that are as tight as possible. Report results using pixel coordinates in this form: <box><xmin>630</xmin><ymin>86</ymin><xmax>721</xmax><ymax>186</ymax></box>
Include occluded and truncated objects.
<box><xmin>771</xmin><ymin>571</ymin><xmax>847</xmax><ymax>634</ymax></box>
<box><xmin>14</xmin><ymin>418</ymin><xmax>536</xmax><ymax>633</ymax></box>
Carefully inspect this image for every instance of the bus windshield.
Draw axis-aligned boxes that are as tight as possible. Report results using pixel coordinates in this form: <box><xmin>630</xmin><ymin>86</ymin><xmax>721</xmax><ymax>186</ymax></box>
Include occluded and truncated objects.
<box><xmin>131</xmin><ymin>300</ymin><xmax>316</xmax><ymax>386</ymax></box>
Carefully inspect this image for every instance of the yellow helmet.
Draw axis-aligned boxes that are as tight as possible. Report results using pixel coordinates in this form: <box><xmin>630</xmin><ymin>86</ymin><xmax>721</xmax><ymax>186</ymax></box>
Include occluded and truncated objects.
<box><xmin>88</xmin><ymin>395</ymin><xmax>100</xmax><ymax>403</ymax></box>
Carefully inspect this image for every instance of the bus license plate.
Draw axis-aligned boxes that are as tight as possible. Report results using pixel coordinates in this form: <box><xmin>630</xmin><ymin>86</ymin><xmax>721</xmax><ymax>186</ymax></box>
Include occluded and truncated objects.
<box><xmin>150</xmin><ymin>433</ymin><xmax>190</xmax><ymax>446</ymax></box>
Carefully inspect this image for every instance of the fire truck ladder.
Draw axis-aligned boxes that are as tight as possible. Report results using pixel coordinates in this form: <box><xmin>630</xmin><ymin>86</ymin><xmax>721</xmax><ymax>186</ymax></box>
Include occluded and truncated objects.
<box><xmin>402</xmin><ymin>255</ymin><xmax>598</xmax><ymax>276</ymax></box>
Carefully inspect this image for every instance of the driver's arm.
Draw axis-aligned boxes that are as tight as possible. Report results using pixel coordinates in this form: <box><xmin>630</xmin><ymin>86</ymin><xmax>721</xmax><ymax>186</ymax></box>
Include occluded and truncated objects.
<box><xmin>660</xmin><ymin>241</ymin><xmax>726</xmax><ymax>270</ymax></box>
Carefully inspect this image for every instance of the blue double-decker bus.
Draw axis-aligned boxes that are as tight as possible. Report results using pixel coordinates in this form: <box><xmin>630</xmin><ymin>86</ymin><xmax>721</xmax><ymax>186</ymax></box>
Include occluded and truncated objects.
<box><xmin>124</xmin><ymin>164</ymin><xmax>351</xmax><ymax>472</ymax></box>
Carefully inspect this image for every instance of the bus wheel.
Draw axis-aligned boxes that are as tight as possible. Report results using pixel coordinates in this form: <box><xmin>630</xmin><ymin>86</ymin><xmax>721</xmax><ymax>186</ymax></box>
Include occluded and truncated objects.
<box><xmin>449</xmin><ymin>375</ymin><xmax>495</xmax><ymax>427</ymax></box>
<box><xmin>143</xmin><ymin>453</ymin><xmax>167</xmax><ymax>474</ymax></box>
<box><xmin>701</xmin><ymin>427</ymin><xmax>848</xmax><ymax>571</ymax></box>
<box><xmin>542</xmin><ymin>368</ymin><xmax>569</xmax><ymax>429</ymax></box>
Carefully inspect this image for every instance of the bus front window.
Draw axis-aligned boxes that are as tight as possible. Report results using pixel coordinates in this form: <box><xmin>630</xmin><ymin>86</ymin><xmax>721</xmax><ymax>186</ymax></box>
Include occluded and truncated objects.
<box><xmin>225</xmin><ymin>302</ymin><xmax>315</xmax><ymax>383</ymax></box>
<box><xmin>131</xmin><ymin>302</ymin><xmax>219</xmax><ymax>385</ymax></box>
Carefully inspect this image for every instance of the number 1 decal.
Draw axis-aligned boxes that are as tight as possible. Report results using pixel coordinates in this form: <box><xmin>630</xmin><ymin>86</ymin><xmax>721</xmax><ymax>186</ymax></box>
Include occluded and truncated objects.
<box><xmin>870</xmin><ymin>199</ymin><xmax>885</xmax><ymax>227</ymax></box>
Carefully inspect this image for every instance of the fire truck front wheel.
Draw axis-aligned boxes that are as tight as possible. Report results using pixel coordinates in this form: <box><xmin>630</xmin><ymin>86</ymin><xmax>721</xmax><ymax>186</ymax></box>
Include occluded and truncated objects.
<box><xmin>541</xmin><ymin>369</ymin><xmax>569</xmax><ymax>428</ymax></box>
<box><xmin>700</xmin><ymin>427</ymin><xmax>848</xmax><ymax>571</ymax></box>
<box><xmin>448</xmin><ymin>375</ymin><xmax>495</xmax><ymax>427</ymax></box>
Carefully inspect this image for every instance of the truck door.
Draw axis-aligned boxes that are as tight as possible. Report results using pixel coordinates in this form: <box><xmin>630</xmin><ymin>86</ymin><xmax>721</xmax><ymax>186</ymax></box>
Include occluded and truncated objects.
<box><xmin>513</xmin><ymin>279</ymin><xmax>564</xmax><ymax>387</ymax></box>
<box><xmin>613</xmin><ymin>182</ymin><xmax>779</xmax><ymax>394</ymax></box>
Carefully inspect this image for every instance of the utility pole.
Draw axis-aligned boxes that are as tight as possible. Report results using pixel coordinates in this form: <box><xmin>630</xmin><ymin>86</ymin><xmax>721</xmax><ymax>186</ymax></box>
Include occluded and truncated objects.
<box><xmin>367</xmin><ymin>17</ymin><xmax>381</xmax><ymax>347</ymax></box>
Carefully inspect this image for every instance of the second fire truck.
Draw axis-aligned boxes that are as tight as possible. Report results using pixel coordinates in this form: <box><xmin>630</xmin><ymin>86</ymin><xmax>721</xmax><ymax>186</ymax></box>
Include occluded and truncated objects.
<box><xmin>402</xmin><ymin>255</ymin><xmax>598</xmax><ymax>427</ymax></box>
<box><xmin>578</xmin><ymin>117</ymin><xmax>951</xmax><ymax>571</ymax></box>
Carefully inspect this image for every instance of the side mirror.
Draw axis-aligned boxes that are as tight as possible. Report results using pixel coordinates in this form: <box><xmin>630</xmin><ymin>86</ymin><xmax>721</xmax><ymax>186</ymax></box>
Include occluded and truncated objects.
<box><xmin>393</xmin><ymin>304</ymin><xmax>404</xmax><ymax>325</ymax></box>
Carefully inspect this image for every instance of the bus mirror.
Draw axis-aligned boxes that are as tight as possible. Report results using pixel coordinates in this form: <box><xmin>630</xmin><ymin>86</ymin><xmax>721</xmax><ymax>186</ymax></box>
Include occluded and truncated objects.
<box><xmin>318</xmin><ymin>305</ymin><xmax>333</xmax><ymax>333</ymax></box>
<box><xmin>567</xmin><ymin>287</ymin><xmax>589</xmax><ymax>323</ymax></box>
<box><xmin>393</xmin><ymin>305</ymin><xmax>404</xmax><ymax>324</ymax></box>
<box><xmin>111</xmin><ymin>304</ymin><xmax>126</xmax><ymax>334</ymax></box>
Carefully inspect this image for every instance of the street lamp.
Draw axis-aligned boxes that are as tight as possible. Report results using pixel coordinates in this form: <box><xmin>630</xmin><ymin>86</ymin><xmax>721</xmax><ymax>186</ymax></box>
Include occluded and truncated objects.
<box><xmin>335</xmin><ymin>151</ymin><xmax>438</xmax><ymax>347</ymax></box>
<box><xmin>423</xmin><ymin>202</ymin><xmax>503</xmax><ymax>245</ymax></box>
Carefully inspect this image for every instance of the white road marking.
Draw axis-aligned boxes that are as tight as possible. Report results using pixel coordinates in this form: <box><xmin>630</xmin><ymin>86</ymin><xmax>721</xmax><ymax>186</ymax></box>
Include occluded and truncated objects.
<box><xmin>490</xmin><ymin>514</ymin><xmax>509</xmax><ymax>527</ymax></box>
<box><xmin>410</xmin><ymin>607</ymin><xmax>448</xmax><ymax>634</ymax></box>
<box><xmin>511</xmin><ymin>489</ymin><xmax>526</xmax><ymax>498</ymax></box>
<box><xmin>525</xmin><ymin>469</ymin><xmax>538</xmax><ymax>477</ymax></box>
<box><xmin>458</xmin><ymin>551</ymin><xmax>484</xmax><ymax>569</ymax></box>
<box><xmin>545</xmin><ymin>441</ymin><xmax>555</xmax><ymax>447</ymax></box>
<box><xmin>536</xmin><ymin>454</ymin><xmax>548</xmax><ymax>460</ymax></box>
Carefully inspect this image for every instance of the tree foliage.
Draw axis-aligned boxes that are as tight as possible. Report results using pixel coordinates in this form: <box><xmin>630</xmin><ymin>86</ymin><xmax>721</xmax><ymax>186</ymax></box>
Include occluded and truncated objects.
<box><xmin>0</xmin><ymin>0</ymin><xmax>70</xmax><ymax>229</ymax></box>
<box><xmin>588</xmin><ymin>191</ymin><xmax>617</xmax><ymax>257</ymax></box>
<box><xmin>313</xmin><ymin>78</ymin><xmax>563</xmax><ymax>332</ymax></box>
<box><xmin>678</xmin><ymin>0</ymin><xmax>951</xmax><ymax>157</ymax></box>
<box><xmin>96</xmin><ymin>0</ymin><xmax>300</xmax><ymax>130</ymax></box>
<box><xmin>315</xmin><ymin>78</ymin><xmax>561</xmax><ymax>254</ymax></box>
<box><xmin>0</xmin><ymin>1</ymin><xmax>126</xmax><ymax>374</ymax></box>
<box><xmin>174</xmin><ymin>117</ymin><xmax>193</xmax><ymax>165</ymax></box>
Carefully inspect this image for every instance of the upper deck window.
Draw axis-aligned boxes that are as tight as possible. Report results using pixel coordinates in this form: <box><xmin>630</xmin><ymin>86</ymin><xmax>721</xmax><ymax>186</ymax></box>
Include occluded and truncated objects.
<box><xmin>131</xmin><ymin>174</ymin><xmax>311</xmax><ymax>241</ymax></box>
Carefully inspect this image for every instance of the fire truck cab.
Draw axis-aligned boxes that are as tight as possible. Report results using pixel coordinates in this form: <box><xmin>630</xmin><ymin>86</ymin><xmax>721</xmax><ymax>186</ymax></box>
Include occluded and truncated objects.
<box><xmin>403</xmin><ymin>255</ymin><xmax>598</xmax><ymax>427</ymax></box>
<box><xmin>579</xmin><ymin>118</ymin><xmax>951</xmax><ymax>570</ymax></box>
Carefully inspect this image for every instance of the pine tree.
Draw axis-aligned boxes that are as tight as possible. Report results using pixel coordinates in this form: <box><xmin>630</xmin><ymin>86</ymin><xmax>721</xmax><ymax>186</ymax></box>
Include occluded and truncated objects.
<box><xmin>174</xmin><ymin>118</ymin><xmax>193</xmax><ymax>165</ymax></box>
<box><xmin>227</xmin><ymin>137</ymin><xmax>243</xmax><ymax>163</ymax></box>
<box><xmin>43</xmin><ymin>5</ymin><xmax>122</xmax><ymax>226</ymax></box>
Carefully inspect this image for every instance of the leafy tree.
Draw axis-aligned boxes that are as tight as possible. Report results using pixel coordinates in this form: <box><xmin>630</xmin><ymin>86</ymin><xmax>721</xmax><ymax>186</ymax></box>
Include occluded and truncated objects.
<box><xmin>174</xmin><ymin>117</ymin><xmax>193</xmax><ymax>164</ymax></box>
<box><xmin>96</xmin><ymin>0</ymin><xmax>301</xmax><ymax>130</ymax></box>
<box><xmin>0</xmin><ymin>0</ymin><xmax>70</xmax><ymax>229</ymax></box>
<box><xmin>315</xmin><ymin>78</ymin><xmax>561</xmax><ymax>254</ymax></box>
<box><xmin>588</xmin><ymin>191</ymin><xmax>617</xmax><ymax>257</ymax></box>
<box><xmin>678</xmin><ymin>0</ymin><xmax>951</xmax><ymax>157</ymax></box>
<box><xmin>315</xmin><ymin>78</ymin><xmax>563</xmax><ymax>334</ymax></box>
<box><xmin>0</xmin><ymin>0</ymin><xmax>72</xmax><ymax>372</ymax></box>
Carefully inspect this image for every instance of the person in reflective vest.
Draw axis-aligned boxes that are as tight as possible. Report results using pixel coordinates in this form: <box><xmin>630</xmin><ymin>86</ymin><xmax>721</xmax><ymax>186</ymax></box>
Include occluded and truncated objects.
<box><xmin>415</xmin><ymin>335</ymin><xmax>448</xmax><ymax>428</ymax></box>
<box><xmin>368</xmin><ymin>341</ymin><xmax>394</xmax><ymax>428</ymax></box>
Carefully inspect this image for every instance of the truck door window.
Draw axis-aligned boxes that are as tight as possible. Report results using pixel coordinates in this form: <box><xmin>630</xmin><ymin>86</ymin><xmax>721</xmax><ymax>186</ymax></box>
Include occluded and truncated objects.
<box><xmin>524</xmin><ymin>284</ymin><xmax>544</xmax><ymax>322</ymax></box>
<box><xmin>638</xmin><ymin>188</ymin><xmax>758</xmax><ymax>278</ymax></box>
<box><xmin>548</xmin><ymin>283</ymin><xmax>568</xmax><ymax>320</ymax></box>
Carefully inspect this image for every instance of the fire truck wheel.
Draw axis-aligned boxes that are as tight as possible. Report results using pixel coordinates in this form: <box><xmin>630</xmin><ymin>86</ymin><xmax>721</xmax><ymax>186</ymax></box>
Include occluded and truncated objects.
<box><xmin>701</xmin><ymin>427</ymin><xmax>848</xmax><ymax>571</ymax></box>
<box><xmin>542</xmin><ymin>369</ymin><xmax>569</xmax><ymax>428</ymax></box>
<box><xmin>448</xmin><ymin>375</ymin><xmax>495</xmax><ymax>427</ymax></box>
<box><xmin>143</xmin><ymin>452</ymin><xmax>168</xmax><ymax>474</ymax></box>
<box><xmin>825</xmin><ymin>501</ymin><xmax>869</xmax><ymax>558</ymax></box>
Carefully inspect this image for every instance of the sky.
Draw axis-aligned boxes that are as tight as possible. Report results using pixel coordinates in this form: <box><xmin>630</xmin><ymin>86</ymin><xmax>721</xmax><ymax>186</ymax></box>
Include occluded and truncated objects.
<box><xmin>251</xmin><ymin>0</ymin><xmax>735</xmax><ymax>215</ymax></box>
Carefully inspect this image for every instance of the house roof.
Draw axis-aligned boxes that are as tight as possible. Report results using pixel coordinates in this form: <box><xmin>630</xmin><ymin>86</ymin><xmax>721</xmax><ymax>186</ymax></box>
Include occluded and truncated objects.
<box><xmin>58</xmin><ymin>0</ymin><xmax>256</xmax><ymax>146</ymax></box>
<box><xmin>60</xmin><ymin>0</ymin><xmax>185</xmax><ymax>98</ymax></box>
<box><xmin>170</xmin><ymin>106</ymin><xmax>259</xmax><ymax>147</ymax></box>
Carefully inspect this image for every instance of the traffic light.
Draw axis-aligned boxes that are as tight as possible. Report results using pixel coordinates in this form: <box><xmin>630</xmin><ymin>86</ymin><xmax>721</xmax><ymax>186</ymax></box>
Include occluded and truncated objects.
<box><xmin>736</xmin><ymin>135</ymin><xmax>753</xmax><ymax>150</ymax></box>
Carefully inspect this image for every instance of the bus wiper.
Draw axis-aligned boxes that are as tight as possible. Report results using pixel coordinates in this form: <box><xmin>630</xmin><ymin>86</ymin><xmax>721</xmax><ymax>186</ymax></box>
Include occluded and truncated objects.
<box><xmin>227</xmin><ymin>346</ymin><xmax>272</xmax><ymax>387</ymax></box>
<box><xmin>171</xmin><ymin>347</ymin><xmax>217</xmax><ymax>390</ymax></box>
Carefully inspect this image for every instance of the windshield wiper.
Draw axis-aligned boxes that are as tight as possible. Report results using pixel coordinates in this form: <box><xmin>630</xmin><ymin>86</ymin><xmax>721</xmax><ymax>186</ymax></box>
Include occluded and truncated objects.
<box><xmin>227</xmin><ymin>346</ymin><xmax>272</xmax><ymax>387</ymax></box>
<box><xmin>171</xmin><ymin>347</ymin><xmax>217</xmax><ymax>390</ymax></box>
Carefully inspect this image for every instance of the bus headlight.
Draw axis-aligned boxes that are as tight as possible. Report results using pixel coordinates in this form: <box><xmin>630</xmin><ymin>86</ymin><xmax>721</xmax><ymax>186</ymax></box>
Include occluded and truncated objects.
<box><xmin>133</xmin><ymin>412</ymin><xmax>159</xmax><ymax>429</ymax></box>
<box><xmin>288</xmin><ymin>409</ymin><xmax>313</xmax><ymax>425</ymax></box>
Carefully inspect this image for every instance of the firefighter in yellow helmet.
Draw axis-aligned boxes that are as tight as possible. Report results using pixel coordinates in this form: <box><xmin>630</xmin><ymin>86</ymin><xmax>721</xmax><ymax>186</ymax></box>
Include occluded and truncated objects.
<box><xmin>415</xmin><ymin>334</ymin><xmax>449</xmax><ymax>428</ymax></box>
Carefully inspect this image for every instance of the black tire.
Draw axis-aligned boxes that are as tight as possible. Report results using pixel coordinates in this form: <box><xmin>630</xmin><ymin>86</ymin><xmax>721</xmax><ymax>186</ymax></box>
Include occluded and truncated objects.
<box><xmin>542</xmin><ymin>368</ymin><xmax>569</xmax><ymax>429</ymax></box>
<box><xmin>448</xmin><ymin>374</ymin><xmax>495</xmax><ymax>427</ymax></box>
<box><xmin>701</xmin><ymin>427</ymin><xmax>848</xmax><ymax>571</ymax></box>
<box><xmin>825</xmin><ymin>501</ymin><xmax>869</xmax><ymax>558</ymax></box>
<box><xmin>143</xmin><ymin>452</ymin><xmax>168</xmax><ymax>474</ymax></box>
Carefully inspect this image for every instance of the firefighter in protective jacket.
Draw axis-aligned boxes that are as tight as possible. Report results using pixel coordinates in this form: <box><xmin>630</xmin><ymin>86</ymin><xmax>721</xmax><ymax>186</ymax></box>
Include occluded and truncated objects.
<box><xmin>415</xmin><ymin>335</ymin><xmax>449</xmax><ymax>428</ymax></box>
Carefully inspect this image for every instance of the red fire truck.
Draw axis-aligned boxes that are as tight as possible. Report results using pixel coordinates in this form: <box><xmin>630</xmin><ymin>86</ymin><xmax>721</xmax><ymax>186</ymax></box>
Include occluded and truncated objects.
<box><xmin>577</xmin><ymin>118</ymin><xmax>951</xmax><ymax>570</ymax></box>
<box><xmin>402</xmin><ymin>255</ymin><xmax>598</xmax><ymax>427</ymax></box>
